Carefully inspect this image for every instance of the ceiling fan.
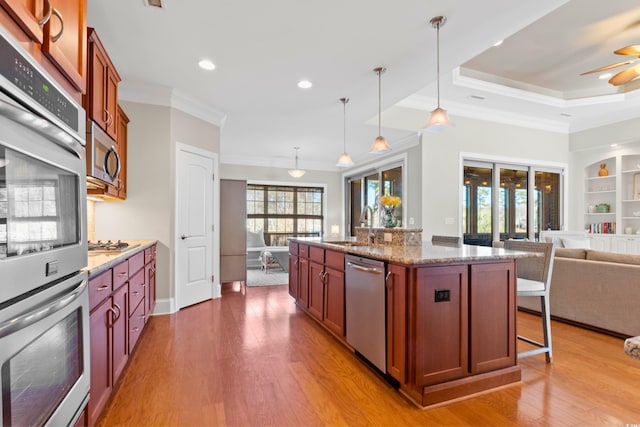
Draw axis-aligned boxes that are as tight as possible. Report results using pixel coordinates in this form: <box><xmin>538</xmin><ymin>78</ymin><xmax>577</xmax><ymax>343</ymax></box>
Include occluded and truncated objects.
<box><xmin>581</xmin><ymin>45</ymin><xmax>640</xmax><ymax>86</ymax></box>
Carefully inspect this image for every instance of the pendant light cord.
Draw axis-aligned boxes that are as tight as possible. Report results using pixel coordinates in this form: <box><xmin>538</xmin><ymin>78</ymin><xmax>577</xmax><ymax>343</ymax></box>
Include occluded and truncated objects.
<box><xmin>343</xmin><ymin>100</ymin><xmax>347</xmax><ymax>151</ymax></box>
<box><xmin>436</xmin><ymin>20</ymin><xmax>441</xmax><ymax>108</ymax></box>
<box><xmin>378</xmin><ymin>69</ymin><xmax>382</xmax><ymax>135</ymax></box>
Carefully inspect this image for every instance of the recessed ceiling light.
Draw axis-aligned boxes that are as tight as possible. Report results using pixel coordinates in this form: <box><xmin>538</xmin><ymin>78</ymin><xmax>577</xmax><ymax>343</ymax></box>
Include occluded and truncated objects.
<box><xmin>599</xmin><ymin>72</ymin><xmax>613</xmax><ymax>80</ymax></box>
<box><xmin>198</xmin><ymin>59</ymin><xmax>216</xmax><ymax>71</ymax></box>
<box><xmin>469</xmin><ymin>94</ymin><xmax>485</xmax><ymax>101</ymax></box>
<box><xmin>560</xmin><ymin>112</ymin><xmax>572</xmax><ymax>117</ymax></box>
<box><xmin>493</xmin><ymin>40</ymin><xmax>503</xmax><ymax>47</ymax></box>
<box><xmin>297</xmin><ymin>80</ymin><xmax>313</xmax><ymax>89</ymax></box>
<box><xmin>611</xmin><ymin>143</ymin><xmax>618</xmax><ymax>147</ymax></box>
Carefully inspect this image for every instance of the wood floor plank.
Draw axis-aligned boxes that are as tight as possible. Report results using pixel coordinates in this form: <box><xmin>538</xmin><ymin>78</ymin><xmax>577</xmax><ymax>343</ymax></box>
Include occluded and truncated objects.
<box><xmin>96</xmin><ymin>283</ymin><xmax>640</xmax><ymax>426</ymax></box>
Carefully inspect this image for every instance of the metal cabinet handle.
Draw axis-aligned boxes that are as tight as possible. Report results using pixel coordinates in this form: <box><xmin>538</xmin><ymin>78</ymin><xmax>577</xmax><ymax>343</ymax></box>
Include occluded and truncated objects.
<box><xmin>118</xmin><ymin>272</ymin><xmax>127</xmax><ymax>277</ymax></box>
<box><xmin>50</xmin><ymin>8</ymin><xmax>64</xmax><ymax>43</ymax></box>
<box><xmin>106</xmin><ymin>307</ymin><xmax>117</xmax><ymax>327</ymax></box>
<box><xmin>385</xmin><ymin>272</ymin><xmax>392</xmax><ymax>290</ymax></box>
<box><xmin>97</xmin><ymin>285</ymin><xmax>109</xmax><ymax>291</ymax></box>
<box><xmin>38</xmin><ymin>0</ymin><xmax>53</xmax><ymax>26</ymax></box>
<box><xmin>132</xmin><ymin>291</ymin><xmax>139</xmax><ymax>296</ymax></box>
<box><xmin>113</xmin><ymin>303</ymin><xmax>122</xmax><ymax>321</ymax></box>
<box><xmin>131</xmin><ymin>326</ymin><xmax>140</xmax><ymax>333</ymax></box>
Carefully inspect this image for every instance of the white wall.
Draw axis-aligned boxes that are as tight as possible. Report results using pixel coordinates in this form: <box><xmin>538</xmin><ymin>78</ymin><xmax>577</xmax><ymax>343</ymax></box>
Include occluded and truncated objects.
<box><xmin>421</xmin><ymin>115</ymin><xmax>569</xmax><ymax>238</ymax></box>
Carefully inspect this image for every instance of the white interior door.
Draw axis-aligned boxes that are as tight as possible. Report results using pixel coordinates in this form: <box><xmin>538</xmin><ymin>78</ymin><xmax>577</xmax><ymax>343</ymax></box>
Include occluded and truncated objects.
<box><xmin>176</xmin><ymin>146</ymin><xmax>214</xmax><ymax>309</ymax></box>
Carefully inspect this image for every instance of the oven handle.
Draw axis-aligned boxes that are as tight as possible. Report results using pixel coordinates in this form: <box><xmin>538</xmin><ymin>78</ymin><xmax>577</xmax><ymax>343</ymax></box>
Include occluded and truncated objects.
<box><xmin>0</xmin><ymin>279</ymin><xmax>87</xmax><ymax>338</ymax></box>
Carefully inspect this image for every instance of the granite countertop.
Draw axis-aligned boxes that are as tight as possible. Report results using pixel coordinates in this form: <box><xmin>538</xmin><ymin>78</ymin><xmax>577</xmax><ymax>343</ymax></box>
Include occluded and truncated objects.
<box><xmin>85</xmin><ymin>240</ymin><xmax>157</xmax><ymax>276</ymax></box>
<box><xmin>291</xmin><ymin>237</ymin><xmax>536</xmax><ymax>265</ymax></box>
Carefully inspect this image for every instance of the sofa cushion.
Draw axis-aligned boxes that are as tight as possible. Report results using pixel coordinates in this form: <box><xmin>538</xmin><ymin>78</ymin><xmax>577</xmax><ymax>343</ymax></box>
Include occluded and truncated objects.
<box><xmin>247</xmin><ymin>230</ymin><xmax>266</xmax><ymax>248</ymax></box>
<box><xmin>554</xmin><ymin>248</ymin><xmax>587</xmax><ymax>259</ymax></box>
<box><xmin>560</xmin><ymin>237</ymin><xmax>591</xmax><ymax>249</ymax></box>
<box><xmin>586</xmin><ymin>250</ymin><xmax>640</xmax><ymax>266</ymax></box>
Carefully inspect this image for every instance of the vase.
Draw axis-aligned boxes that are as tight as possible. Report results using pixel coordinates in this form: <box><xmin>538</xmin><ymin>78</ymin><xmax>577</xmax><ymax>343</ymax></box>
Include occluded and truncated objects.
<box><xmin>598</xmin><ymin>163</ymin><xmax>608</xmax><ymax>176</ymax></box>
<box><xmin>382</xmin><ymin>205</ymin><xmax>397</xmax><ymax>228</ymax></box>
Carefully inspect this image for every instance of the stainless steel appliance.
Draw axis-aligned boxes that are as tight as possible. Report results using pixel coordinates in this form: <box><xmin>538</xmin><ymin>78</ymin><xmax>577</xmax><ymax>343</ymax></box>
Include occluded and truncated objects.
<box><xmin>0</xmin><ymin>26</ymin><xmax>89</xmax><ymax>426</ymax></box>
<box><xmin>345</xmin><ymin>254</ymin><xmax>387</xmax><ymax>373</ymax></box>
<box><xmin>86</xmin><ymin>120</ymin><xmax>121</xmax><ymax>186</ymax></box>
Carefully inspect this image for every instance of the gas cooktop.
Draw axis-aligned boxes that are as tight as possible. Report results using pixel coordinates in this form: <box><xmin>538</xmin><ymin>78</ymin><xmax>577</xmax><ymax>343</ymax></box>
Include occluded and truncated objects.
<box><xmin>88</xmin><ymin>240</ymin><xmax>140</xmax><ymax>253</ymax></box>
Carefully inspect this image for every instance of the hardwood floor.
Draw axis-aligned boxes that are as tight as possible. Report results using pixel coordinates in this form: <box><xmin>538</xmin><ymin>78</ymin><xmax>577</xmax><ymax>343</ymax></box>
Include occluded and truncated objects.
<box><xmin>96</xmin><ymin>282</ymin><xmax>640</xmax><ymax>426</ymax></box>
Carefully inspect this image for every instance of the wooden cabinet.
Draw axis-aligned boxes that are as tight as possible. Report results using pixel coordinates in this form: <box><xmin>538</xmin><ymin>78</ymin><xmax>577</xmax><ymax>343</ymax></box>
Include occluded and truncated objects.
<box><xmin>0</xmin><ymin>0</ymin><xmax>85</xmax><ymax>99</ymax></box>
<box><xmin>115</xmin><ymin>105</ymin><xmax>129</xmax><ymax>198</ymax></box>
<box><xmin>322</xmin><ymin>264</ymin><xmax>344</xmax><ymax>337</ymax></box>
<box><xmin>86</xmin><ymin>27</ymin><xmax>120</xmax><ymax>139</ymax></box>
<box><xmin>288</xmin><ymin>255</ymin><xmax>298</xmax><ymax>299</ymax></box>
<box><xmin>308</xmin><ymin>259</ymin><xmax>324</xmax><ymax>321</ymax></box>
<box><xmin>0</xmin><ymin>0</ymin><xmax>48</xmax><ymax>43</ymax></box>
<box><xmin>296</xmin><ymin>244</ymin><xmax>310</xmax><ymax>308</ymax></box>
<box><xmin>88</xmin><ymin>244</ymin><xmax>157</xmax><ymax>424</ymax></box>
<box><xmin>42</xmin><ymin>0</ymin><xmax>86</xmax><ymax>92</ymax></box>
<box><xmin>386</xmin><ymin>263</ymin><xmax>407</xmax><ymax>383</ymax></box>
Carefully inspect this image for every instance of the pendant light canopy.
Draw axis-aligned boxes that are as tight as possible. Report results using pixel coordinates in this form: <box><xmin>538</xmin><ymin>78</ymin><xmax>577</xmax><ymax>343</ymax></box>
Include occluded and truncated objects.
<box><xmin>336</xmin><ymin>97</ymin><xmax>354</xmax><ymax>168</ymax></box>
<box><xmin>369</xmin><ymin>67</ymin><xmax>392</xmax><ymax>154</ymax></box>
<box><xmin>288</xmin><ymin>147</ymin><xmax>306</xmax><ymax>178</ymax></box>
<box><xmin>424</xmin><ymin>16</ymin><xmax>453</xmax><ymax>132</ymax></box>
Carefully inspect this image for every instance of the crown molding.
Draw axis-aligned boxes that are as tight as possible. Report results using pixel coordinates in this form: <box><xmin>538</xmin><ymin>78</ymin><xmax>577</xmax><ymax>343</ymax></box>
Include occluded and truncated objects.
<box><xmin>118</xmin><ymin>81</ymin><xmax>227</xmax><ymax>127</ymax></box>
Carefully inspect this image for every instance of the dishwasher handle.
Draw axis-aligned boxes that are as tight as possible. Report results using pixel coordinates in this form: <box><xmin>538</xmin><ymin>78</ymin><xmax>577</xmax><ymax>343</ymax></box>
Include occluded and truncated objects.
<box><xmin>346</xmin><ymin>261</ymin><xmax>384</xmax><ymax>274</ymax></box>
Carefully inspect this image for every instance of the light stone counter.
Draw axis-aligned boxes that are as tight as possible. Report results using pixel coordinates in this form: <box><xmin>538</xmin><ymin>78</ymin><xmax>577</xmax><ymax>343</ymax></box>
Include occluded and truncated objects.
<box><xmin>85</xmin><ymin>240</ymin><xmax>157</xmax><ymax>276</ymax></box>
<box><xmin>292</xmin><ymin>237</ymin><xmax>534</xmax><ymax>265</ymax></box>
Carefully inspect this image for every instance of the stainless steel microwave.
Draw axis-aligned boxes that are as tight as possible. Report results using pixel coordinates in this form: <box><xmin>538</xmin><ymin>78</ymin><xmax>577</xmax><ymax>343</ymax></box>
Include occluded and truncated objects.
<box><xmin>86</xmin><ymin>120</ymin><xmax>121</xmax><ymax>186</ymax></box>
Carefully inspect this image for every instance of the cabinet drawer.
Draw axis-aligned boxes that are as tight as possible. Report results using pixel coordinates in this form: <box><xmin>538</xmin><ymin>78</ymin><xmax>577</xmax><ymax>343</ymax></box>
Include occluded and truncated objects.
<box><xmin>144</xmin><ymin>245</ymin><xmax>156</xmax><ymax>264</ymax></box>
<box><xmin>325</xmin><ymin>250</ymin><xmax>345</xmax><ymax>271</ymax></box>
<box><xmin>299</xmin><ymin>244</ymin><xmax>309</xmax><ymax>258</ymax></box>
<box><xmin>128</xmin><ymin>269</ymin><xmax>145</xmax><ymax>317</ymax></box>
<box><xmin>289</xmin><ymin>241</ymin><xmax>298</xmax><ymax>255</ymax></box>
<box><xmin>129</xmin><ymin>251</ymin><xmax>145</xmax><ymax>275</ymax></box>
<box><xmin>88</xmin><ymin>269</ymin><xmax>112</xmax><ymax>311</ymax></box>
<box><xmin>113</xmin><ymin>260</ymin><xmax>129</xmax><ymax>289</ymax></box>
<box><xmin>309</xmin><ymin>246</ymin><xmax>325</xmax><ymax>263</ymax></box>
<box><xmin>128</xmin><ymin>297</ymin><xmax>145</xmax><ymax>353</ymax></box>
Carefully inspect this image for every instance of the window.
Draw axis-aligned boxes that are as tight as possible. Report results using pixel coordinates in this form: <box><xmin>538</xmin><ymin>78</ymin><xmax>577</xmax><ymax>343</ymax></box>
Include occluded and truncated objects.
<box><xmin>463</xmin><ymin>160</ymin><xmax>563</xmax><ymax>246</ymax></box>
<box><xmin>246</xmin><ymin>184</ymin><xmax>323</xmax><ymax>245</ymax></box>
<box><xmin>346</xmin><ymin>163</ymin><xmax>403</xmax><ymax>236</ymax></box>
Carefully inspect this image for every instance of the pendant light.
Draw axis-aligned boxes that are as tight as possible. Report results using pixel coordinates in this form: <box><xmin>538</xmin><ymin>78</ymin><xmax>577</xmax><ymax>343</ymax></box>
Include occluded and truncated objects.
<box><xmin>424</xmin><ymin>16</ymin><xmax>453</xmax><ymax>132</ymax></box>
<box><xmin>336</xmin><ymin>97</ymin><xmax>354</xmax><ymax>168</ymax></box>
<box><xmin>288</xmin><ymin>147</ymin><xmax>306</xmax><ymax>178</ymax></box>
<box><xmin>369</xmin><ymin>67</ymin><xmax>392</xmax><ymax>154</ymax></box>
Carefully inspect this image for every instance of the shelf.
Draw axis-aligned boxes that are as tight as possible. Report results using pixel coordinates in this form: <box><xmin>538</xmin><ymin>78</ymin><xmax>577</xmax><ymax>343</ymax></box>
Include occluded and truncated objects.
<box><xmin>622</xmin><ymin>169</ymin><xmax>640</xmax><ymax>174</ymax></box>
<box><xmin>585</xmin><ymin>175</ymin><xmax>616</xmax><ymax>181</ymax></box>
<box><xmin>622</xmin><ymin>217</ymin><xmax>640</xmax><ymax>220</ymax></box>
<box><xmin>584</xmin><ymin>190</ymin><xmax>616</xmax><ymax>194</ymax></box>
<box><xmin>622</xmin><ymin>199</ymin><xmax>640</xmax><ymax>203</ymax></box>
<box><xmin>585</xmin><ymin>212</ymin><xmax>615</xmax><ymax>216</ymax></box>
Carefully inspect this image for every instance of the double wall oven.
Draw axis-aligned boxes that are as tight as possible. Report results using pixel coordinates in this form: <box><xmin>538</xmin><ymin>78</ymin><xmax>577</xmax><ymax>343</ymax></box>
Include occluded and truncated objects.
<box><xmin>0</xmin><ymin>26</ymin><xmax>89</xmax><ymax>426</ymax></box>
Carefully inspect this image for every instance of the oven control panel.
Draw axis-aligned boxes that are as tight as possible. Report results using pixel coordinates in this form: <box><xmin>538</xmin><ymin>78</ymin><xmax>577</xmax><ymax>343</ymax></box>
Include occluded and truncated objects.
<box><xmin>0</xmin><ymin>29</ymin><xmax>81</xmax><ymax>135</ymax></box>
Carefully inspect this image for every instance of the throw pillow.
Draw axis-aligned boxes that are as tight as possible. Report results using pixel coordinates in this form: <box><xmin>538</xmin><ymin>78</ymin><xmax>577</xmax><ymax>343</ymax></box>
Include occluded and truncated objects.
<box><xmin>560</xmin><ymin>237</ymin><xmax>590</xmax><ymax>249</ymax></box>
<box><xmin>247</xmin><ymin>230</ymin><xmax>266</xmax><ymax>248</ymax></box>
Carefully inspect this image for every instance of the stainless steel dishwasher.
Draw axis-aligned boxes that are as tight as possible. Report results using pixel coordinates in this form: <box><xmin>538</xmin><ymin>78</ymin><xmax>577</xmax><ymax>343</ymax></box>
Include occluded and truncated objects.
<box><xmin>345</xmin><ymin>254</ymin><xmax>387</xmax><ymax>373</ymax></box>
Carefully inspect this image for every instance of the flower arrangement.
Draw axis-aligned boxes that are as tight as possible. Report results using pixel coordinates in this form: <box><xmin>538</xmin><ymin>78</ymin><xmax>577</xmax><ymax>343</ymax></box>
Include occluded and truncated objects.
<box><xmin>380</xmin><ymin>195</ymin><xmax>401</xmax><ymax>207</ymax></box>
<box><xmin>379</xmin><ymin>195</ymin><xmax>401</xmax><ymax>228</ymax></box>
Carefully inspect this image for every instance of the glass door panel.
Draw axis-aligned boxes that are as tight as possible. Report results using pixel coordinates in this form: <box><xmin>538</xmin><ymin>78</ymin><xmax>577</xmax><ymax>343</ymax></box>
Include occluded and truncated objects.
<box><xmin>499</xmin><ymin>167</ymin><xmax>528</xmax><ymax>240</ymax></box>
<box><xmin>382</xmin><ymin>166</ymin><xmax>402</xmax><ymax>226</ymax></box>
<box><xmin>349</xmin><ymin>179</ymin><xmax>361</xmax><ymax>236</ymax></box>
<box><xmin>534</xmin><ymin>171</ymin><xmax>561</xmax><ymax>240</ymax></box>
<box><xmin>463</xmin><ymin>165</ymin><xmax>493</xmax><ymax>246</ymax></box>
<box><xmin>364</xmin><ymin>172</ymin><xmax>379</xmax><ymax>228</ymax></box>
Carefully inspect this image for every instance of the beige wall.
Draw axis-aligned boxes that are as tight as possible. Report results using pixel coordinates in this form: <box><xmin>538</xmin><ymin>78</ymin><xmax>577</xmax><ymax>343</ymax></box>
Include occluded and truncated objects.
<box><xmin>421</xmin><ymin>115</ymin><xmax>569</xmax><ymax>238</ymax></box>
<box><xmin>94</xmin><ymin>101</ymin><xmax>220</xmax><ymax>313</ymax></box>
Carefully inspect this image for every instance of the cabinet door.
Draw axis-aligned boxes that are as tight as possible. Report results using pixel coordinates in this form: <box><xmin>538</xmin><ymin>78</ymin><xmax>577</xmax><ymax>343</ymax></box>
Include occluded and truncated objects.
<box><xmin>297</xmin><ymin>257</ymin><xmax>309</xmax><ymax>308</ymax></box>
<box><xmin>0</xmin><ymin>0</ymin><xmax>47</xmax><ymax>43</ymax></box>
<box><xmin>415</xmin><ymin>265</ymin><xmax>469</xmax><ymax>387</ymax></box>
<box><xmin>308</xmin><ymin>260</ymin><xmax>325</xmax><ymax>321</ymax></box>
<box><xmin>288</xmin><ymin>255</ymin><xmax>298</xmax><ymax>299</ymax></box>
<box><xmin>116</xmin><ymin>105</ymin><xmax>128</xmax><ymax>198</ymax></box>
<box><xmin>88</xmin><ymin>36</ymin><xmax>108</xmax><ymax>129</ymax></box>
<box><xmin>386</xmin><ymin>263</ymin><xmax>407</xmax><ymax>382</ymax></box>
<box><xmin>88</xmin><ymin>298</ymin><xmax>113</xmax><ymax>426</ymax></box>
<box><xmin>469</xmin><ymin>261</ymin><xmax>516</xmax><ymax>374</ymax></box>
<box><xmin>323</xmin><ymin>266</ymin><xmax>345</xmax><ymax>337</ymax></box>
<box><xmin>145</xmin><ymin>259</ymin><xmax>156</xmax><ymax>319</ymax></box>
<box><xmin>42</xmin><ymin>0</ymin><xmax>86</xmax><ymax>92</ymax></box>
<box><xmin>105</xmin><ymin>67</ymin><xmax>118</xmax><ymax>139</ymax></box>
<box><xmin>111</xmin><ymin>284</ymin><xmax>128</xmax><ymax>384</ymax></box>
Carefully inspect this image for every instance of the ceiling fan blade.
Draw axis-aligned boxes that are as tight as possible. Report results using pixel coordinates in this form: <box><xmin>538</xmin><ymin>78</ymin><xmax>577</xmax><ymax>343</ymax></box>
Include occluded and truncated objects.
<box><xmin>614</xmin><ymin>45</ymin><xmax>640</xmax><ymax>56</ymax></box>
<box><xmin>580</xmin><ymin>60</ymin><xmax>637</xmax><ymax>75</ymax></box>
<box><xmin>609</xmin><ymin>65</ymin><xmax>640</xmax><ymax>86</ymax></box>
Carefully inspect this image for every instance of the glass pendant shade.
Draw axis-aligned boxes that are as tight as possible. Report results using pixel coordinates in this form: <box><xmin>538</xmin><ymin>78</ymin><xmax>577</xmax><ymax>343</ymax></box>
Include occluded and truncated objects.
<box><xmin>288</xmin><ymin>147</ymin><xmax>305</xmax><ymax>178</ymax></box>
<box><xmin>336</xmin><ymin>152</ymin><xmax>354</xmax><ymax>168</ymax></box>
<box><xmin>424</xmin><ymin>107</ymin><xmax>452</xmax><ymax>132</ymax></box>
<box><xmin>370</xmin><ymin>136</ymin><xmax>391</xmax><ymax>154</ymax></box>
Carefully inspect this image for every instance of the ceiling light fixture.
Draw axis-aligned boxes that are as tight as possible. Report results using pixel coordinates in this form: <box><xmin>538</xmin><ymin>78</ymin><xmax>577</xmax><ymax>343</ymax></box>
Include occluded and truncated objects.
<box><xmin>297</xmin><ymin>80</ymin><xmax>313</xmax><ymax>89</ymax></box>
<box><xmin>598</xmin><ymin>72</ymin><xmax>613</xmax><ymax>80</ymax></box>
<box><xmin>369</xmin><ymin>67</ymin><xmax>391</xmax><ymax>154</ymax></box>
<box><xmin>424</xmin><ymin>16</ymin><xmax>453</xmax><ymax>132</ymax></box>
<box><xmin>288</xmin><ymin>147</ymin><xmax>306</xmax><ymax>178</ymax></box>
<box><xmin>198</xmin><ymin>59</ymin><xmax>216</xmax><ymax>71</ymax></box>
<box><xmin>336</xmin><ymin>98</ymin><xmax>354</xmax><ymax>168</ymax></box>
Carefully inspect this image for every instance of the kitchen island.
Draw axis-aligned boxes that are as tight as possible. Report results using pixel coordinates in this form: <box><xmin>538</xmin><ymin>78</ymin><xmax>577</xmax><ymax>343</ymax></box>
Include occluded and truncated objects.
<box><xmin>289</xmin><ymin>238</ymin><xmax>529</xmax><ymax>407</ymax></box>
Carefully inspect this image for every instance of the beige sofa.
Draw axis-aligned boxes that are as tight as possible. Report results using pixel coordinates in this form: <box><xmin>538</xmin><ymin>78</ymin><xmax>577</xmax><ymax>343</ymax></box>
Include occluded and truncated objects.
<box><xmin>518</xmin><ymin>247</ymin><xmax>640</xmax><ymax>338</ymax></box>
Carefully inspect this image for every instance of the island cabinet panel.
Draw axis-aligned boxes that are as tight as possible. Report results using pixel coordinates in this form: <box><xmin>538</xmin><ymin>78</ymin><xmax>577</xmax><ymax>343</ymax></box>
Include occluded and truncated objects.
<box><xmin>469</xmin><ymin>261</ymin><xmax>516</xmax><ymax>374</ymax></box>
<box><xmin>111</xmin><ymin>283</ymin><xmax>128</xmax><ymax>386</ymax></box>
<box><xmin>288</xmin><ymin>255</ymin><xmax>298</xmax><ymax>299</ymax></box>
<box><xmin>386</xmin><ymin>263</ymin><xmax>407</xmax><ymax>383</ymax></box>
<box><xmin>413</xmin><ymin>265</ymin><xmax>469</xmax><ymax>387</ymax></box>
<box><xmin>323</xmin><ymin>265</ymin><xmax>345</xmax><ymax>337</ymax></box>
<box><xmin>308</xmin><ymin>260</ymin><xmax>325</xmax><ymax>321</ymax></box>
<box><xmin>297</xmin><ymin>257</ymin><xmax>309</xmax><ymax>308</ymax></box>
